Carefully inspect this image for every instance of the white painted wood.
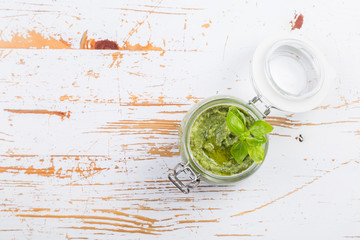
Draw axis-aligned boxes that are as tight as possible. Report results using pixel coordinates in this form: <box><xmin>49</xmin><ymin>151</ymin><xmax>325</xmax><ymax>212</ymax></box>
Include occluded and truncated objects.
<box><xmin>0</xmin><ymin>0</ymin><xmax>359</xmax><ymax>239</ymax></box>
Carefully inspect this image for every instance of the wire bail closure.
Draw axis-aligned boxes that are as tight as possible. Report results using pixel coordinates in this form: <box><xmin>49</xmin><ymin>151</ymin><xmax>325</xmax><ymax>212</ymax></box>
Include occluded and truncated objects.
<box><xmin>249</xmin><ymin>96</ymin><xmax>271</xmax><ymax>119</ymax></box>
<box><xmin>168</xmin><ymin>162</ymin><xmax>200</xmax><ymax>194</ymax></box>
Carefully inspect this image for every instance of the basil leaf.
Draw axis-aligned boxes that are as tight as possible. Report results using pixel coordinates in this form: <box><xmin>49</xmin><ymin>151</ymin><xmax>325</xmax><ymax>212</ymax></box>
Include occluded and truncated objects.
<box><xmin>229</xmin><ymin>107</ymin><xmax>246</xmax><ymax>128</ymax></box>
<box><xmin>246</xmin><ymin>135</ymin><xmax>267</xmax><ymax>146</ymax></box>
<box><xmin>231</xmin><ymin>141</ymin><xmax>248</xmax><ymax>164</ymax></box>
<box><xmin>239</xmin><ymin>130</ymin><xmax>250</xmax><ymax>141</ymax></box>
<box><xmin>248</xmin><ymin>144</ymin><xmax>265</xmax><ymax>163</ymax></box>
<box><xmin>249</xmin><ymin>120</ymin><xmax>273</xmax><ymax>137</ymax></box>
<box><xmin>226</xmin><ymin>109</ymin><xmax>245</xmax><ymax>135</ymax></box>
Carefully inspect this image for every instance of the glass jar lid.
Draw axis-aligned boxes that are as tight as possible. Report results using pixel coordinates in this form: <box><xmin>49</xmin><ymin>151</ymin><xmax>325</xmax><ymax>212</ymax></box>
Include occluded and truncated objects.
<box><xmin>251</xmin><ymin>34</ymin><xmax>335</xmax><ymax>113</ymax></box>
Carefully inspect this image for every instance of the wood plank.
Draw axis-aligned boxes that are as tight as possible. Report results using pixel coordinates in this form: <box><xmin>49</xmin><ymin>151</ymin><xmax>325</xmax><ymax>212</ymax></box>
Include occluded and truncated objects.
<box><xmin>0</xmin><ymin>0</ymin><xmax>360</xmax><ymax>239</ymax></box>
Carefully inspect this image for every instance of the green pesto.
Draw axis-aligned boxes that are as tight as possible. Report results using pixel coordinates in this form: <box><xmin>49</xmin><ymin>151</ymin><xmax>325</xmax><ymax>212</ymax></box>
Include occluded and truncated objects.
<box><xmin>189</xmin><ymin>105</ymin><xmax>255</xmax><ymax>176</ymax></box>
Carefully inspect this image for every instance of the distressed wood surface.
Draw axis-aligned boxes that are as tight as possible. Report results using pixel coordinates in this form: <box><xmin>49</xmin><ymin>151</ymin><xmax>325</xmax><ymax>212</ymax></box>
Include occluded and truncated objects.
<box><xmin>0</xmin><ymin>0</ymin><xmax>359</xmax><ymax>239</ymax></box>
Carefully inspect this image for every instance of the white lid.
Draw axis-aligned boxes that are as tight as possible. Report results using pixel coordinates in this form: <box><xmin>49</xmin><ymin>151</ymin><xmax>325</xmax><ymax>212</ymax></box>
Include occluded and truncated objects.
<box><xmin>251</xmin><ymin>34</ymin><xmax>335</xmax><ymax>113</ymax></box>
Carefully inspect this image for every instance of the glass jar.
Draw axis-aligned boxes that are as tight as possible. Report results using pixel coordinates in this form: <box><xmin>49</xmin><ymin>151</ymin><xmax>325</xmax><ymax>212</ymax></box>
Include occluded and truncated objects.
<box><xmin>169</xmin><ymin>34</ymin><xmax>335</xmax><ymax>193</ymax></box>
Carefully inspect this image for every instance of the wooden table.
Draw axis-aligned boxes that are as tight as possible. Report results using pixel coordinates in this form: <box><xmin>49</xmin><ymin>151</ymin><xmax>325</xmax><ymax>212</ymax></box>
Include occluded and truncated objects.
<box><xmin>0</xmin><ymin>0</ymin><xmax>359</xmax><ymax>239</ymax></box>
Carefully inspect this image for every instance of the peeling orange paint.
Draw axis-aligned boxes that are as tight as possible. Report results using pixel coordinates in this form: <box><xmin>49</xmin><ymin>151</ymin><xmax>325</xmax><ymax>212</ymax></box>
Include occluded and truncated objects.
<box><xmin>202</xmin><ymin>23</ymin><xmax>210</xmax><ymax>28</ymax></box>
<box><xmin>122</xmin><ymin>93</ymin><xmax>188</xmax><ymax>106</ymax></box>
<box><xmin>291</xmin><ymin>13</ymin><xmax>304</xmax><ymax>31</ymax></box>
<box><xmin>16</xmin><ymin>214</ymin><xmax>148</xmax><ymax>226</ymax></box>
<box><xmin>86</xmin><ymin>70</ymin><xmax>100</xmax><ymax>79</ymax></box>
<box><xmin>125</xmin><ymin>102</ymin><xmax>186</xmax><ymax>107</ymax></box>
<box><xmin>17</xmin><ymin>59</ymin><xmax>25</xmax><ymax>65</ymax></box>
<box><xmin>4</xmin><ymin>109</ymin><xmax>71</xmax><ymax>120</ymax></box>
<box><xmin>314</xmin><ymin>105</ymin><xmax>331</xmax><ymax>110</ymax></box>
<box><xmin>148</xmin><ymin>144</ymin><xmax>179</xmax><ymax>157</ymax></box>
<box><xmin>186</xmin><ymin>95</ymin><xmax>202</xmax><ymax>103</ymax></box>
<box><xmin>81</xmin><ymin>31</ymin><xmax>165</xmax><ymax>53</ymax></box>
<box><xmin>0</xmin><ymin>160</ymin><xmax>107</xmax><ymax>179</ymax></box>
<box><xmin>128</xmin><ymin>72</ymin><xmax>143</xmax><ymax>77</ymax></box>
<box><xmin>24</xmin><ymin>166</ymin><xmax>56</xmax><ymax>177</ymax></box>
<box><xmin>333</xmin><ymin>98</ymin><xmax>360</xmax><ymax>109</ymax></box>
<box><xmin>14</xmin><ymin>213</ymin><xmax>174</xmax><ymax>235</ymax></box>
<box><xmin>29</xmin><ymin>208</ymin><xmax>51</xmax><ymax>212</ymax></box>
<box><xmin>59</xmin><ymin>94</ymin><xmax>80</xmax><ymax>102</ymax></box>
<box><xmin>159</xmin><ymin>110</ymin><xmax>187</xmax><ymax>114</ymax></box>
<box><xmin>98</xmin><ymin>119</ymin><xmax>180</xmax><ymax>136</ymax></box>
<box><xmin>0</xmin><ymin>166</ymin><xmax>61</xmax><ymax>178</ymax></box>
<box><xmin>82</xmin><ymin>220</ymin><xmax>171</xmax><ymax>233</ymax></box>
<box><xmin>232</xmin><ymin>176</ymin><xmax>321</xmax><ymax>217</ymax></box>
<box><xmin>109</xmin><ymin>52</ymin><xmax>124</xmax><ymax>68</ymax></box>
<box><xmin>128</xmin><ymin>92</ymin><xmax>139</xmax><ymax>104</ymax></box>
<box><xmin>266</xmin><ymin>116</ymin><xmax>358</xmax><ymax>129</ymax></box>
<box><xmin>315</xmin><ymin>98</ymin><xmax>360</xmax><ymax>110</ymax></box>
<box><xmin>122</xmin><ymin>41</ymin><xmax>164</xmax><ymax>52</ymax></box>
<box><xmin>202</xmin><ymin>20</ymin><xmax>212</xmax><ymax>28</ymax></box>
<box><xmin>158</xmin><ymin>95</ymin><xmax>165</xmax><ymax>103</ymax></box>
<box><xmin>269</xmin><ymin>133</ymin><xmax>291</xmax><ymax>138</ymax></box>
<box><xmin>68</xmin><ymin>226</ymin><xmax>160</xmax><ymax>235</ymax></box>
<box><xmin>94</xmin><ymin>40</ymin><xmax>119</xmax><ymax>50</ymax></box>
<box><xmin>93</xmin><ymin>209</ymin><xmax>158</xmax><ymax>224</ymax></box>
<box><xmin>125</xmin><ymin>21</ymin><xmax>145</xmax><ymax>42</ymax></box>
<box><xmin>231</xmin><ymin>162</ymin><xmax>350</xmax><ymax>217</ymax></box>
<box><xmin>0</xmin><ymin>30</ymin><xmax>71</xmax><ymax>49</ymax></box>
<box><xmin>178</xmin><ymin>219</ymin><xmax>218</xmax><ymax>224</ymax></box>
<box><xmin>110</xmin><ymin>8</ymin><xmax>188</xmax><ymax>15</ymax></box>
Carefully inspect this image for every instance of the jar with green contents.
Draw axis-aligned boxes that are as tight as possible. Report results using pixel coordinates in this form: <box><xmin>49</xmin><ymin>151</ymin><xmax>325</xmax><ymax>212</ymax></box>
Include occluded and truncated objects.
<box><xmin>169</xmin><ymin>34</ymin><xmax>335</xmax><ymax>193</ymax></box>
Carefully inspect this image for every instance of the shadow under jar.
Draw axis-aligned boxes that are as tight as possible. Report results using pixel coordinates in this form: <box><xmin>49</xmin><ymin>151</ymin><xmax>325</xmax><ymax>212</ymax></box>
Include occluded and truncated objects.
<box><xmin>169</xmin><ymin>34</ymin><xmax>335</xmax><ymax>194</ymax></box>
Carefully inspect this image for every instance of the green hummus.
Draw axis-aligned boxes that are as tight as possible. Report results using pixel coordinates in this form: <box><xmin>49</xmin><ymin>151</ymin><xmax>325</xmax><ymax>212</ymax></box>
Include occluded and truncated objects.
<box><xmin>189</xmin><ymin>105</ymin><xmax>255</xmax><ymax>176</ymax></box>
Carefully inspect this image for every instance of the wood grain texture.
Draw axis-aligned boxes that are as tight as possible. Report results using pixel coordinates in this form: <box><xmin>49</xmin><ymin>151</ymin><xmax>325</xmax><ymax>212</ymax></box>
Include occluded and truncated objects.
<box><xmin>0</xmin><ymin>0</ymin><xmax>360</xmax><ymax>239</ymax></box>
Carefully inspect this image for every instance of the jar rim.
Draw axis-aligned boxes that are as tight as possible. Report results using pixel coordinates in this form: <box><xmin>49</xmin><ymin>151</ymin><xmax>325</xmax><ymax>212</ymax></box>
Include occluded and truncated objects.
<box><xmin>264</xmin><ymin>39</ymin><xmax>324</xmax><ymax>101</ymax></box>
<box><xmin>251</xmin><ymin>35</ymin><xmax>333</xmax><ymax>113</ymax></box>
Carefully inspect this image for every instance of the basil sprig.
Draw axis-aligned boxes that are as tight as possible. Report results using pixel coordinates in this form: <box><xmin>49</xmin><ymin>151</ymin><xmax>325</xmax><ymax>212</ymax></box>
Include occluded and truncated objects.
<box><xmin>226</xmin><ymin>107</ymin><xmax>273</xmax><ymax>164</ymax></box>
